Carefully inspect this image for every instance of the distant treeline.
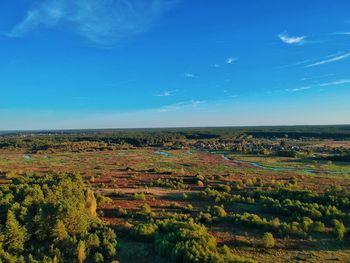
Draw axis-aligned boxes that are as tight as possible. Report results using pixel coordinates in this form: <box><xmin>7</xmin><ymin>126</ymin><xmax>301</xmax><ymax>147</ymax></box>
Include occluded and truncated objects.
<box><xmin>2</xmin><ymin>125</ymin><xmax>350</xmax><ymax>139</ymax></box>
<box><xmin>0</xmin><ymin>125</ymin><xmax>349</xmax><ymax>151</ymax></box>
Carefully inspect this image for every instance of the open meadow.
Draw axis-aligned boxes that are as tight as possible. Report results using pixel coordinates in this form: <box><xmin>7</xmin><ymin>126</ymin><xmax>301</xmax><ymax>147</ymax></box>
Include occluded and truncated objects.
<box><xmin>0</xmin><ymin>128</ymin><xmax>350</xmax><ymax>262</ymax></box>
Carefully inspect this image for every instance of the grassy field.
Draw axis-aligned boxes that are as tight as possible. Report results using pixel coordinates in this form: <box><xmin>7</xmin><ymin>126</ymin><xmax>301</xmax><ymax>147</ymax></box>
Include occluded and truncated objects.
<box><xmin>226</xmin><ymin>153</ymin><xmax>350</xmax><ymax>173</ymax></box>
<box><xmin>1</xmin><ymin>147</ymin><xmax>350</xmax><ymax>262</ymax></box>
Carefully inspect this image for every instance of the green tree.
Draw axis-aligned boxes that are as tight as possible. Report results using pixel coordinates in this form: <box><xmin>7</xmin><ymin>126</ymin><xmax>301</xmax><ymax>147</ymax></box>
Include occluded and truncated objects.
<box><xmin>4</xmin><ymin>210</ymin><xmax>28</xmax><ymax>253</ymax></box>
<box><xmin>262</xmin><ymin>232</ymin><xmax>275</xmax><ymax>248</ymax></box>
<box><xmin>52</xmin><ymin>220</ymin><xmax>68</xmax><ymax>241</ymax></box>
<box><xmin>333</xmin><ymin>220</ymin><xmax>346</xmax><ymax>240</ymax></box>
<box><xmin>94</xmin><ymin>252</ymin><xmax>104</xmax><ymax>262</ymax></box>
<box><xmin>140</xmin><ymin>204</ymin><xmax>152</xmax><ymax>215</ymax></box>
<box><xmin>86</xmin><ymin>234</ymin><xmax>100</xmax><ymax>249</ymax></box>
<box><xmin>131</xmin><ymin>223</ymin><xmax>158</xmax><ymax>241</ymax></box>
<box><xmin>211</xmin><ymin>205</ymin><xmax>227</xmax><ymax>218</ymax></box>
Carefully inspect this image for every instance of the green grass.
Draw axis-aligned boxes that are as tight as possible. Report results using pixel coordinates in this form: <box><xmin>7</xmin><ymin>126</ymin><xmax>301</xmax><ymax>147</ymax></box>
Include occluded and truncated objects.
<box><xmin>227</xmin><ymin>153</ymin><xmax>350</xmax><ymax>173</ymax></box>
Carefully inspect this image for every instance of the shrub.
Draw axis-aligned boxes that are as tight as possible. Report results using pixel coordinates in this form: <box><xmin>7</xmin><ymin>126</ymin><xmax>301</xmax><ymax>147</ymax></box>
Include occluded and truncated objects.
<box><xmin>94</xmin><ymin>252</ymin><xmax>104</xmax><ymax>262</ymax></box>
<box><xmin>155</xmin><ymin>219</ymin><xmax>255</xmax><ymax>263</ymax></box>
<box><xmin>197</xmin><ymin>180</ymin><xmax>205</xmax><ymax>187</ymax></box>
<box><xmin>182</xmin><ymin>193</ymin><xmax>189</xmax><ymax>200</ymax></box>
<box><xmin>311</xmin><ymin>221</ymin><xmax>325</xmax><ymax>233</ymax></box>
<box><xmin>198</xmin><ymin>212</ymin><xmax>213</xmax><ymax>223</ymax></box>
<box><xmin>154</xmin><ymin>178</ymin><xmax>186</xmax><ymax>189</ymax></box>
<box><xmin>86</xmin><ymin>233</ymin><xmax>100</xmax><ymax>249</ymax></box>
<box><xmin>262</xmin><ymin>232</ymin><xmax>275</xmax><ymax>248</ymax></box>
<box><xmin>169</xmin><ymin>202</ymin><xmax>182</xmax><ymax>209</ymax></box>
<box><xmin>210</xmin><ymin>205</ymin><xmax>227</xmax><ymax>218</ymax></box>
<box><xmin>115</xmin><ymin>206</ymin><xmax>128</xmax><ymax>217</ymax></box>
<box><xmin>140</xmin><ymin>204</ymin><xmax>152</xmax><ymax>215</ymax></box>
<box><xmin>131</xmin><ymin>223</ymin><xmax>159</xmax><ymax>241</ymax></box>
<box><xmin>218</xmin><ymin>184</ymin><xmax>231</xmax><ymax>193</ymax></box>
<box><xmin>184</xmin><ymin>204</ymin><xmax>193</xmax><ymax>212</ymax></box>
<box><xmin>96</xmin><ymin>193</ymin><xmax>113</xmax><ymax>206</ymax></box>
<box><xmin>301</xmin><ymin>217</ymin><xmax>314</xmax><ymax>232</ymax></box>
<box><xmin>134</xmin><ymin>192</ymin><xmax>146</xmax><ymax>200</ymax></box>
<box><xmin>332</xmin><ymin>220</ymin><xmax>346</xmax><ymax>240</ymax></box>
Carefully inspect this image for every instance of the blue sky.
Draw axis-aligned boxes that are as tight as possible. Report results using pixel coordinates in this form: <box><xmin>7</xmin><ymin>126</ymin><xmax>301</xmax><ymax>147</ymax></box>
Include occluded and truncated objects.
<box><xmin>0</xmin><ymin>0</ymin><xmax>349</xmax><ymax>130</ymax></box>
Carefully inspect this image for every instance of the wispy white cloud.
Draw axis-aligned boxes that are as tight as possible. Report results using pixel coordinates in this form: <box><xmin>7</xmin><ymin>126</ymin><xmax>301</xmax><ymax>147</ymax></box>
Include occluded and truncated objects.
<box><xmin>223</xmin><ymin>90</ymin><xmax>238</xmax><ymax>98</ymax></box>
<box><xmin>7</xmin><ymin>0</ymin><xmax>176</xmax><ymax>45</ymax></box>
<box><xmin>154</xmin><ymin>91</ymin><xmax>172</xmax><ymax>97</ymax></box>
<box><xmin>184</xmin><ymin>73</ymin><xmax>195</xmax><ymax>78</ymax></box>
<box><xmin>287</xmin><ymin>79</ymin><xmax>350</xmax><ymax>92</ymax></box>
<box><xmin>306</xmin><ymin>52</ymin><xmax>350</xmax><ymax>67</ymax></box>
<box><xmin>154</xmin><ymin>89</ymin><xmax>178</xmax><ymax>97</ymax></box>
<box><xmin>319</xmin><ymin>79</ymin><xmax>350</xmax><ymax>87</ymax></box>
<box><xmin>279</xmin><ymin>53</ymin><xmax>343</xmax><ymax>69</ymax></box>
<box><xmin>278</xmin><ymin>58</ymin><xmax>317</xmax><ymax>69</ymax></box>
<box><xmin>158</xmin><ymin>100</ymin><xmax>205</xmax><ymax>112</ymax></box>
<box><xmin>278</xmin><ymin>32</ymin><xmax>305</xmax><ymax>45</ymax></box>
<box><xmin>286</xmin><ymin>86</ymin><xmax>312</xmax><ymax>92</ymax></box>
<box><xmin>333</xmin><ymin>32</ymin><xmax>350</xmax><ymax>35</ymax></box>
<box><xmin>226</xmin><ymin>57</ymin><xmax>237</xmax><ymax>64</ymax></box>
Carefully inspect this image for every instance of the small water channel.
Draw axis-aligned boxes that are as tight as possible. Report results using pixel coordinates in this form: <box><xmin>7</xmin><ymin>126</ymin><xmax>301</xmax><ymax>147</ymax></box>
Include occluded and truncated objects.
<box><xmin>211</xmin><ymin>151</ymin><xmax>350</xmax><ymax>175</ymax></box>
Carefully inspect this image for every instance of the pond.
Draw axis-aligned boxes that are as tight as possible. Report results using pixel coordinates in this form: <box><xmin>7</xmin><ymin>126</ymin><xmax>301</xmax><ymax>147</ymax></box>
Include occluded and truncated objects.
<box><xmin>155</xmin><ymin>151</ymin><xmax>171</xmax><ymax>157</ymax></box>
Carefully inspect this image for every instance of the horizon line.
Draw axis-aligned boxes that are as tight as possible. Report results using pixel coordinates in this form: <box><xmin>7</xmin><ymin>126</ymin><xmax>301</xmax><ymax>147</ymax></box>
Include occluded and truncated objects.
<box><xmin>1</xmin><ymin>123</ymin><xmax>350</xmax><ymax>134</ymax></box>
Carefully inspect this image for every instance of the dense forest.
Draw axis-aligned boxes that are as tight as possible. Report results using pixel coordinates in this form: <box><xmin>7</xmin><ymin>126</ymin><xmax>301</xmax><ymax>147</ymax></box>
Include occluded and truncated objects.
<box><xmin>0</xmin><ymin>173</ymin><xmax>117</xmax><ymax>262</ymax></box>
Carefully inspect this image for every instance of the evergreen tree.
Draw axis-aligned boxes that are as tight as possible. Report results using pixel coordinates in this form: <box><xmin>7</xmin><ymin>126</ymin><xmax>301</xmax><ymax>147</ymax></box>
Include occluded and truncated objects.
<box><xmin>77</xmin><ymin>241</ymin><xmax>86</xmax><ymax>263</ymax></box>
<box><xmin>4</xmin><ymin>210</ymin><xmax>28</xmax><ymax>253</ymax></box>
<box><xmin>85</xmin><ymin>189</ymin><xmax>97</xmax><ymax>217</ymax></box>
<box><xmin>52</xmin><ymin>220</ymin><xmax>68</xmax><ymax>241</ymax></box>
<box><xmin>33</xmin><ymin>211</ymin><xmax>49</xmax><ymax>241</ymax></box>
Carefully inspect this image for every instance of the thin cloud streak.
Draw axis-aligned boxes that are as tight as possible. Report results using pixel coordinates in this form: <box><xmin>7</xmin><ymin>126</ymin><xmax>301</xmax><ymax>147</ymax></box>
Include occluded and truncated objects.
<box><xmin>287</xmin><ymin>79</ymin><xmax>350</xmax><ymax>92</ymax></box>
<box><xmin>319</xmin><ymin>79</ymin><xmax>350</xmax><ymax>87</ymax></box>
<box><xmin>184</xmin><ymin>73</ymin><xmax>195</xmax><ymax>78</ymax></box>
<box><xmin>154</xmin><ymin>89</ymin><xmax>178</xmax><ymax>97</ymax></box>
<box><xmin>286</xmin><ymin>86</ymin><xmax>312</xmax><ymax>92</ymax></box>
<box><xmin>278</xmin><ymin>53</ymin><xmax>342</xmax><ymax>69</ymax></box>
<box><xmin>333</xmin><ymin>32</ymin><xmax>350</xmax><ymax>35</ymax></box>
<box><xmin>306</xmin><ymin>52</ymin><xmax>350</xmax><ymax>67</ymax></box>
<box><xmin>158</xmin><ymin>100</ymin><xmax>205</xmax><ymax>112</ymax></box>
